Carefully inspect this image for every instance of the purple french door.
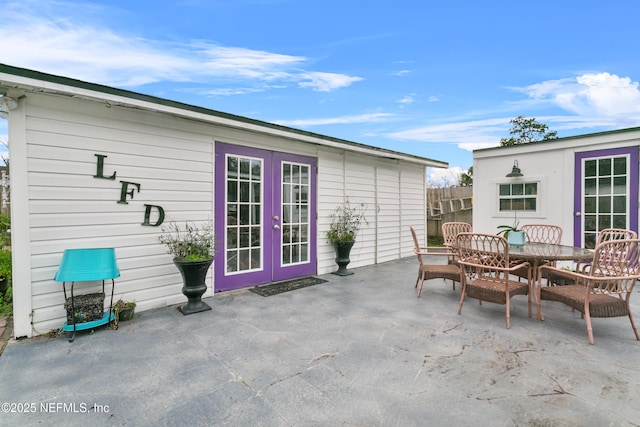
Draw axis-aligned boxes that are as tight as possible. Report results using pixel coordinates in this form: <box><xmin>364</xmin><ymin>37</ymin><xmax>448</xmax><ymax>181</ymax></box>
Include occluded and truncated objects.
<box><xmin>574</xmin><ymin>147</ymin><xmax>638</xmax><ymax>248</ymax></box>
<box><xmin>214</xmin><ymin>142</ymin><xmax>317</xmax><ymax>291</ymax></box>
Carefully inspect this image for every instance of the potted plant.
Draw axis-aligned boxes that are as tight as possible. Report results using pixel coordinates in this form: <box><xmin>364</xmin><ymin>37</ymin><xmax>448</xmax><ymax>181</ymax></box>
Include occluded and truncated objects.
<box><xmin>159</xmin><ymin>221</ymin><xmax>215</xmax><ymax>315</ymax></box>
<box><xmin>113</xmin><ymin>299</ymin><xmax>136</xmax><ymax>324</ymax></box>
<box><xmin>326</xmin><ymin>201</ymin><xmax>367</xmax><ymax>276</ymax></box>
<box><xmin>497</xmin><ymin>215</ymin><xmax>526</xmax><ymax>247</ymax></box>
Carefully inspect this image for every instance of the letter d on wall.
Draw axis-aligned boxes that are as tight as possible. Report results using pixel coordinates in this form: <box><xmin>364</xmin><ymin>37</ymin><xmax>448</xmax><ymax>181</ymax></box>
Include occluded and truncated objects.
<box><xmin>142</xmin><ymin>204</ymin><xmax>165</xmax><ymax>226</ymax></box>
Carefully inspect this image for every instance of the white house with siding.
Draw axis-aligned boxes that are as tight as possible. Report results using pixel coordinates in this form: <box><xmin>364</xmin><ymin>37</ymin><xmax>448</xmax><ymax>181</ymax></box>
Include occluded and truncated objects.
<box><xmin>0</xmin><ymin>64</ymin><xmax>447</xmax><ymax>338</ymax></box>
<box><xmin>472</xmin><ymin>127</ymin><xmax>640</xmax><ymax>248</ymax></box>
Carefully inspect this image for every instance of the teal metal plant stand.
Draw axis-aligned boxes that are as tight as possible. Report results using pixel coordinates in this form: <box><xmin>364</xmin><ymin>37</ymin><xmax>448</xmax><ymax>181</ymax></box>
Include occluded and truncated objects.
<box><xmin>54</xmin><ymin>248</ymin><xmax>120</xmax><ymax>342</ymax></box>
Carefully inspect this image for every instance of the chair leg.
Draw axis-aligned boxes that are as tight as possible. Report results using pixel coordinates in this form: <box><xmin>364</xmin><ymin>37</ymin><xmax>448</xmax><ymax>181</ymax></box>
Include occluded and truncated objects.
<box><xmin>457</xmin><ymin>287</ymin><xmax>465</xmax><ymax>314</ymax></box>
<box><xmin>628</xmin><ymin>310</ymin><xmax>640</xmax><ymax>341</ymax></box>
<box><xmin>505</xmin><ymin>298</ymin><xmax>511</xmax><ymax>329</ymax></box>
<box><xmin>417</xmin><ymin>274</ymin><xmax>425</xmax><ymax>298</ymax></box>
<box><xmin>584</xmin><ymin>302</ymin><xmax>595</xmax><ymax>345</ymax></box>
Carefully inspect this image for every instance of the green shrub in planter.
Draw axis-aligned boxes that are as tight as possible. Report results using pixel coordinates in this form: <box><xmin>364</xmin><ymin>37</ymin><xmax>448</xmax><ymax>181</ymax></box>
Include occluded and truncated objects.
<box><xmin>113</xmin><ymin>299</ymin><xmax>136</xmax><ymax>323</ymax></box>
<box><xmin>0</xmin><ymin>249</ymin><xmax>11</xmax><ymax>295</ymax></box>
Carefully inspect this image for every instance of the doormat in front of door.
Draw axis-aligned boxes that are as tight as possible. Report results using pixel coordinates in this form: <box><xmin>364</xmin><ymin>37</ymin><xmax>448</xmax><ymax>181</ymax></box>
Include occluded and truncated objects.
<box><xmin>249</xmin><ymin>277</ymin><xmax>328</xmax><ymax>297</ymax></box>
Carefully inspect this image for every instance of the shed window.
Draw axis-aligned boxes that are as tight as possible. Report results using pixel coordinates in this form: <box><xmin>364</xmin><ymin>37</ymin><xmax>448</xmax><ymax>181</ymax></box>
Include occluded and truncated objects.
<box><xmin>499</xmin><ymin>182</ymin><xmax>537</xmax><ymax>211</ymax></box>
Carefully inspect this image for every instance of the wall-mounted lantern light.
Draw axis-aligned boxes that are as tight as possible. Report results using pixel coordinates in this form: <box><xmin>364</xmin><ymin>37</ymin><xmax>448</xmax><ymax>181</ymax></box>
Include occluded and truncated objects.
<box><xmin>0</xmin><ymin>96</ymin><xmax>18</xmax><ymax>111</ymax></box>
<box><xmin>506</xmin><ymin>160</ymin><xmax>523</xmax><ymax>178</ymax></box>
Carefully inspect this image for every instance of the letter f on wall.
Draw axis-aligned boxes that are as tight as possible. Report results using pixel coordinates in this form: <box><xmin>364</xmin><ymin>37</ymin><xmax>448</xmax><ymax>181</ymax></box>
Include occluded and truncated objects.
<box><xmin>118</xmin><ymin>181</ymin><xmax>141</xmax><ymax>204</ymax></box>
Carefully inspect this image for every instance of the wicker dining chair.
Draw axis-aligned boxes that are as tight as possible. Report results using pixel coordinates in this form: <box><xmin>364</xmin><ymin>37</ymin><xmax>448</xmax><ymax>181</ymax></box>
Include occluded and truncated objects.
<box><xmin>442</xmin><ymin>222</ymin><xmax>472</xmax><ymax>268</ymax></box>
<box><xmin>510</xmin><ymin>224</ymin><xmax>562</xmax><ymax>283</ymax></box>
<box><xmin>537</xmin><ymin>238</ymin><xmax>640</xmax><ymax>344</ymax></box>
<box><xmin>409</xmin><ymin>225</ymin><xmax>461</xmax><ymax>298</ymax></box>
<box><xmin>576</xmin><ymin>228</ymin><xmax>638</xmax><ymax>273</ymax></box>
<box><xmin>456</xmin><ymin>232</ymin><xmax>532</xmax><ymax>329</ymax></box>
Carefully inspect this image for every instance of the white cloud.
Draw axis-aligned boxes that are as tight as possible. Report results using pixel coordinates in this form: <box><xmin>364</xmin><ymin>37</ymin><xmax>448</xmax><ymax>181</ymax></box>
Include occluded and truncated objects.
<box><xmin>200</xmin><ymin>88</ymin><xmax>265</xmax><ymax>96</ymax></box>
<box><xmin>297</xmin><ymin>72</ymin><xmax>363</xmax><ymax>92</ymax></box>
<box><xmin>275</xmin><ymin>113</ymin><xmax>393</xmax><ymax>127</ymax></box>
<box><xmin>0</xmin><ymin>1</ymin><xmax>362</xmax><ymax>92</ymax></box>
<box><xmin>388</xmin><ymin>72</ymin><xmax>640</xmax><ymax>154</ymax></box>
<box><xmin>397</xmin><ymin>94</ymin><xmax>415</xmax><ymax>106</ymax></box>
<box><xmin>391</xmin><ymin>70</ymin><xmax>412</xmax><ymax>76</ymax></box>
<box><xmin>516</xmin><ymin>72</ymin><xmax>640</xmax><ymax>117</ymax></box>
<box><xmin>387</xmin><ymin>118</ymin><xmax>507</xmax><ymax>152</ymax></box>
<box><xmin>428</xmin><ymin>167</ymin><xmax>466</xmax><ymax>187</ymax></box>
<box><xmin>458</xmin><ymin>142</ymin><xmax>500</xmax><ymax>151</ymax></box>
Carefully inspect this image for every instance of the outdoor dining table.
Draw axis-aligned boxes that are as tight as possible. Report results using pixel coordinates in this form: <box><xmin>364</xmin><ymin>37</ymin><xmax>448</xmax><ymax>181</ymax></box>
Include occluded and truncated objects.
<box><xmin>508</xmin><ymin>242</ymin><xmax>593</xmax><ymax>280</ymax></box>
<box><xmin>449</xmin><ymin>238</ymin><xmax>593</xmax><ymax>284</ymax></box>
<box><xmin>508</xmin><ymin>242</ymin><xmax>593</xmax><ymax>312</ymax></box>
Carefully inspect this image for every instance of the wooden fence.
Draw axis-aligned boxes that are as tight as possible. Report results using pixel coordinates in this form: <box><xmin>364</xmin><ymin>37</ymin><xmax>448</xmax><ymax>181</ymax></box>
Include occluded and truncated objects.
<box><xmin>426</xmin><ymin>186</ymin><xmax>473</xmax><ymax>239</ymax></box>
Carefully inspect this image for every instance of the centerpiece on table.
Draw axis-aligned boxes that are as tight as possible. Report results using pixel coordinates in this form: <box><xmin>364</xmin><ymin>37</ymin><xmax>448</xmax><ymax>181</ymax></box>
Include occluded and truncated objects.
<box><xmin>497</xmin><ymin>215</ymin><xmax>526</xmax><ymax>247</ymax></box>
<box><xmin>159</xmin><ymin>220</ymin><xmax>215</xmax><ymax>315</ymax></box>
<box><xmin>326</xmin><ymin>200</ymin><xmax>367</xmax><ymax>276</ymax></box>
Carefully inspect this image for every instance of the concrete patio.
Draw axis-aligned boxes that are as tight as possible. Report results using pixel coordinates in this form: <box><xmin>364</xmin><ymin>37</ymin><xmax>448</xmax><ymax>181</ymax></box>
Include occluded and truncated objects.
<box><xmin>0</xmin><ymin>257</ymin><xmax>639</xmax><ymax>426</ymax></box>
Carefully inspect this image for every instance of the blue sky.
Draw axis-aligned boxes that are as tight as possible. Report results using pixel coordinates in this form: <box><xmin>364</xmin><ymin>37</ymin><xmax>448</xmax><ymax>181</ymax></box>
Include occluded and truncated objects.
<box><xmin>2</xmin><ymin>0</ymin><xmax>640</xmax><ymax>185</ymax></box>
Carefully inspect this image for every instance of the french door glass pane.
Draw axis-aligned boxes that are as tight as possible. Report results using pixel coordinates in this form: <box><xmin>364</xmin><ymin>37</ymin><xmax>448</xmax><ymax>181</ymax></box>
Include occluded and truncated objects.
<box><xmin>598</xmin><ymin>158</ymin><xmax>611</xmax><ymax>175</ymax></box>
<box><xmin>613</xmin><ymin>176</ymin><xmax>626</xmax><ymax>194</ymax></box>
<box><xmin>281</xmin><ymin>161</ymin><xmax>310</xmax><ymax>266</ymax></box>
<box><xmin>613</xmin><ymin>215</ymin><xmax>627</xmax><ymax>229</ymax></box>
<box><xmin>614</xmin><ymin>157</ymin><xmax>626</xmax><ymax>175</ymax></box>
<box><xmin>582</xmin><ymin>155</ymin><xmax>629</xmax><ymax>248</ymax></box>
<box><xmin>226</xmin><ymin>154</ymin><xmax>263</xmax><ymax>274</ymax></box>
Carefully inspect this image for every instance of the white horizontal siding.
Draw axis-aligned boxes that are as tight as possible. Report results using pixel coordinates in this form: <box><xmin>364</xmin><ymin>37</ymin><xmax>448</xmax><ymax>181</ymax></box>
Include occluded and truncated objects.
<box><xmin>400</xmin><ymin>165</ymin><xmax>427</xmax><ymax>258</ymax></box>
<box><xmin>342</xmin><ymin>153</ymin><xmax>376</xmax><ymax>269</ymax></box>
<box><xmin>317</xmin><ymin>150</ymin><xmax>346</xmax><ymax>273</ymax></box>
<box><xmin>13</xmin><ymin>91</ymin><xmax>430</xmax><ymax>336</ymax></box>
<box><xmin>376</xmin><ymin>165</ymin><xmax>401</xmax><ymax>263</ymax></box>
<box><xmin>316</xmin><ymin>148</ymin><xmax>427</xmax><ymax>274</ymax></box>
<box><xmin>23</xmin><ymin>94</ymin><xmax>215</xmax><ymax>335</ymax></box>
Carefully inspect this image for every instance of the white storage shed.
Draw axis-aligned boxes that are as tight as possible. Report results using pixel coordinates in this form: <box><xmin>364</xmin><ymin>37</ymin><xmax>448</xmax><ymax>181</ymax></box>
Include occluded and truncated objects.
<box><xmin>0</xmin><ymin>64</ymin><xmax>447</xmax><ymax>338</ymax></box>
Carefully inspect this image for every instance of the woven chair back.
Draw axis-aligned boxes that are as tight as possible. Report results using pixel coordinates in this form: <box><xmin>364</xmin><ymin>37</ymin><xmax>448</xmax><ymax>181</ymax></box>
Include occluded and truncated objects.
<box><xmin>520</xmin><ymin>224</ymin><xmax>562</xmax><ymax>244</ymax></box>
<box><xmin>442</xmin><ymin>222</ymin><xmax>472</xmax><ymax>246</ymax></box>
<box><xmin>597</xmin><ymin>228</ymin><xmax>638</xmax><ymax>244</ymax></box>
<box><xmin>589</xmin><ymin>239</ymin><xmax>640</xmax><ymax>293</ymax></box>
<box><xmin>456</xmin><ymin>232</ymin><xmax>509</xmax><ymax>278</ymax></box>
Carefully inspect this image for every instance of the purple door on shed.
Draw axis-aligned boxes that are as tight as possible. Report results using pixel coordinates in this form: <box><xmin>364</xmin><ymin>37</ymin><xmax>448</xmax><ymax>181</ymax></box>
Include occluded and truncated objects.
<box><xmin>574</xmin><ymin>147</ymin><xmax>638</xmax><ymax>248</ymax></box>
<box><xmin>214</xmin><ymin>142</ymin><xmax>317</xmax><ymax>291</ymax></box>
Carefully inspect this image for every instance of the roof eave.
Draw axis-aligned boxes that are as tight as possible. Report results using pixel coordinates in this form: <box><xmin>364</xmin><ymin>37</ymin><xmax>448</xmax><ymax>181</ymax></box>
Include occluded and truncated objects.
<box><xmin>0</xmin><ymin>64</ymin><xmax>447</xmax><ymax>169</ymax></box>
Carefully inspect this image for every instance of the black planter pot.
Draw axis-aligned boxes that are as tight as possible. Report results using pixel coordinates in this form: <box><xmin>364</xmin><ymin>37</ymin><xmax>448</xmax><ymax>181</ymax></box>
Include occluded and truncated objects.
<box><xmin>332</xmin><ymin>241</ymin><xmax>355</xmax><ymax>276</ymax></box>
<box><xmin>173</xmin><ymin>258</ymin><xmax>214</xmax><ymax>315</ymax></box>
<box><xmin>0</xmin><ymin>277</ymin><xmax>8</xmax><ymax>295</ymax></box>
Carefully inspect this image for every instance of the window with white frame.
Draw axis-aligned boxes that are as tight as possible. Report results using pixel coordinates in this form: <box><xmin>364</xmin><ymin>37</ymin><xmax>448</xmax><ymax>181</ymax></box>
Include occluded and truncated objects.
<box><xmin>499</xmin><ymin>182</ymin><xmax>538</xmax><ymax>211</ymax></box>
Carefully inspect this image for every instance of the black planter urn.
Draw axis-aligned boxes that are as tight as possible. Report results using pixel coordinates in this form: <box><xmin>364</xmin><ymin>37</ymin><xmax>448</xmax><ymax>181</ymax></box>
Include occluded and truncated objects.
<box><xmin>332</xmin><ymin>241</ymin><xmax>355</xmax><ymax>276</ymax></box>
<box><xmin>173</xmin><ymin>258</ymin><xmax>214</xmax><ymax>315</ymax></box>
